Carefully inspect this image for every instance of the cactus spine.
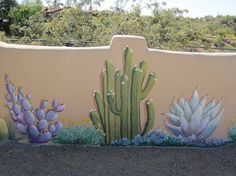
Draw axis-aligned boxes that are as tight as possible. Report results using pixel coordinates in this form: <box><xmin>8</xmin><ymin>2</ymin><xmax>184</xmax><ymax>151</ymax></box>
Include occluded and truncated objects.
<box><xmin>90</xmin><ymin>47</ymin><xmax>157</xmax><ymax>144</ymax></box>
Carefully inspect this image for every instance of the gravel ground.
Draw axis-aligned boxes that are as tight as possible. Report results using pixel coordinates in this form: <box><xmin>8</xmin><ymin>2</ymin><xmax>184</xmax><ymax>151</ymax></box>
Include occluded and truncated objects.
<box><xmin>0</xmin><ymin>141</ymin><xmax>236</xmax><ymax>176</ymax></box>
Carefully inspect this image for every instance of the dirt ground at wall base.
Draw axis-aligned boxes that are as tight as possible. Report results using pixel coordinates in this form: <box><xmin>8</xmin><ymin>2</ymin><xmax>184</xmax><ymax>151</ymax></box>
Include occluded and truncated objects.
<box><xmin>0</xmin><ymin>141</ymin><xmax>235</xmax><ymax>176</ymax></box>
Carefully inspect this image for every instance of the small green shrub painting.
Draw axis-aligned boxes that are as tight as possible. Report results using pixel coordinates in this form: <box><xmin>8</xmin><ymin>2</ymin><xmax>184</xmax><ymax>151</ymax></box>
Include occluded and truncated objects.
<box><xmin>0</xmin><ymin>118</ymin><xmax>8</xmax><ymax>140</ymax></box>
<box><xmin>53</xmin><ymin>126</ymin><xmax>104</xmax><ymax>145</ymax></box>
<box><xmin>228</xmin><ymin>124</ymin><xmax>236</xmax><ymax>141</ymax></box>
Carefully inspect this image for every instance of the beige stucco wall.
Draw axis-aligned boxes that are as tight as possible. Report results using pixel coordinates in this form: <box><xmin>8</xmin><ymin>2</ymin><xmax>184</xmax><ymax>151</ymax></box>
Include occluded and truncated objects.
<box><xmin>1</xmin><ymin>35</ymin><xmax>236</xmax><ymax>138</ymax></box>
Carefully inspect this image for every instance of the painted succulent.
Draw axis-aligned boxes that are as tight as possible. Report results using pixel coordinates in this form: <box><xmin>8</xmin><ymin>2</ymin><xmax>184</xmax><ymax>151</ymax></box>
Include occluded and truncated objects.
<box><xmin>0</xmin><ymin>118</ymin><xmax>8</xmax><ymax>140</ymax></box>
<box><xmin>164</xmin><ymin>89</ymin><xmax>224</xmax><ymax>139</ymax></box>
<box><xmin>228</xmin><ymin>124</ymin><xmax>236</xmax><ymax>141</ymax></box>
<box><xmin>5</xmin><ymin>75</ymin><xmax>65</xmax><ymax>143</ymax></box>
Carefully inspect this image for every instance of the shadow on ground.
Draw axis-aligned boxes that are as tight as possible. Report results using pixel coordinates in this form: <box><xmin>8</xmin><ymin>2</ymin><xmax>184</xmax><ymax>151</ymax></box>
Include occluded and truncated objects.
<box><xmin>0</xmin><ymin>141</ymin><xmax>236</xmax><ymax>176</ymax></box>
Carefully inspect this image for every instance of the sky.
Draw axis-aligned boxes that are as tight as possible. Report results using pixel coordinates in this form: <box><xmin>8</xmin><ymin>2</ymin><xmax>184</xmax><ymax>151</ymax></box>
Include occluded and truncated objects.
<box><xmin>98</xmin><ymin>0</ymin><xmax>236</xmax><ymax>17</ymax></box>
<box><xmin>22</xmin><ymin>0</ymin><xmax>236</xmax><ymax>18</ymax></box>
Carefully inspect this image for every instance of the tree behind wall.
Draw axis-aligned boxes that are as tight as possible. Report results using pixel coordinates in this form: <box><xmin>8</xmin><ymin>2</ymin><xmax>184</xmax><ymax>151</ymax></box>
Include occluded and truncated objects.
<box><xmin>0</xmin><ymin>0</ymin><xmax>17</xmax><ymax>35</ymax></box>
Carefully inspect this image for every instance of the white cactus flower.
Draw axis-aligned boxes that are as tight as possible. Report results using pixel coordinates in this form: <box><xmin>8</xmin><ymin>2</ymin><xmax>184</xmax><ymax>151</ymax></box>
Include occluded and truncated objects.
<box><xmin>164</xmin><ymin>89</ymin><xmax>224</xmax><ymax>139</ymax></box>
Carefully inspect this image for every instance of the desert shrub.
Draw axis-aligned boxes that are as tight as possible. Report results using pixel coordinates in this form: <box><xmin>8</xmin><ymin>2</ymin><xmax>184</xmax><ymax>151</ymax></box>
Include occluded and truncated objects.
<box><xmin>0</xmin><ymin>118</ymin><xmax>8</xmax><ymax>140</ymax></box>
<box><xmin>53</xmin><ymin>126</ymin><xmax>105</xmax><ymax>145</ymax></box>
<box><xmin>228</xmin><ymin>124</ymin><xmax>236</xmax><ymax>141</ymax></box>
<box><xmin>112</xmin><ymin>130</ymin><xmax>231</xmax><ymax>148</ymax></box>
<box><xmin>5</xmin><ymin>119</ymin><xmax>17</xmax><ymax>141</ymax></box>
<box><xmin>0</xmin><ymin>32</ymin><xmax>9</xmax><ymax>42</ymax></box>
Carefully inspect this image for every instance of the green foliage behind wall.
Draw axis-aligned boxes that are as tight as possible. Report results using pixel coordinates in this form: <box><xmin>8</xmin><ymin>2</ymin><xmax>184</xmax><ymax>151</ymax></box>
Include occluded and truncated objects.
<box><xmin>1</xmin><ymin>2</ymin><xmax>236</xmax><ymax>51</ymax></box>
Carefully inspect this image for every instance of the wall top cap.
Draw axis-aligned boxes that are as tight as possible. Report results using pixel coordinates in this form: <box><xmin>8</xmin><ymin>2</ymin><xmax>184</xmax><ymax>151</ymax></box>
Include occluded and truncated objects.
<box><xmin>109</xmin><ymin>35</ymin><xmax>148</xmax><ymax>51</ymax></box>
<box><xmin>0</xmin><ymin>35</ymin><xmax>236</xmax><ymax>56</ymax></box>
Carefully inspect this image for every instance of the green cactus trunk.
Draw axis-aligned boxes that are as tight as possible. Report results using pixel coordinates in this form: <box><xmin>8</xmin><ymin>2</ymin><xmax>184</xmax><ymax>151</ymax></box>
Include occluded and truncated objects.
<box><xmin>90</xmin><ymin>46</ymin><xmax>157</xmax><ymax>144</ymax></box>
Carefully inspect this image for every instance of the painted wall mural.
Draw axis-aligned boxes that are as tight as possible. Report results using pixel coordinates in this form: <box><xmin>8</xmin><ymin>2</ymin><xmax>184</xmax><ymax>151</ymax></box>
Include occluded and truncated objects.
<box><xmin>164</xmin><ymin>89</ymin><xmax>224</xmax><ymax>139</ymax></box>
<box><xmin>0</xmin><ymin>35</ymin><xmax>236</xmax><ymax>147</ymax></box>
<box><xmin>90</xmin><ymin>47</ymin><xmax>156</xmax><ymax>144</ymax></box>
<box><xmin>5</xmin><ymin>75</ymin><xmax>65</xmax><ymax>143</ymax></box>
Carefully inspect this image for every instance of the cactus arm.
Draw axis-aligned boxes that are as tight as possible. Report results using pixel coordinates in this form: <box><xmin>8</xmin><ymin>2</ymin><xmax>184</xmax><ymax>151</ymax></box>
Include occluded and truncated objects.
<box><xmin>142</xmin><ymin>100</ymin><xmax>155</xmax><ymax>135</ymax></box>
<box><xmin>102</xmin><ymin>69</ymin><xmax>109</xmax><ymax>143</ymax></box>
<box><xmin>123</xmin><ymin>47</ymin><xmax>133</xmax><ymax>139</ymax></box>
<box><xmin>107</xmin><ymin>92</ymin><xmax>121</xmax><ymax>116</ymax></box>
<box><xmin>106</xmin><ymin>60</ymin><xmax>116</xmax><ymax>90</ymax></box>
<box><xmin>115</xmin><ymin>70</ymin><xmax>122</xmax><ymax>139</ymax></box>
<box><xmin>94</xmin><ymin>91</ymin><xmax>105</xmax><ymax>127</ymax></box>
<box><xmin>140</xmin><ymin>72</ymin><xmax>157</xmax><ymax>100</ymax></box>
<box><xmin>106</xmin><ymin>60</ymin><xmax>117</xmax><ymax>142</ymax></box>
<box><xmin>120</xmin><ymin>75</ymin><xmax>129</xmax><ymax>137</ymax></box>
<box><xmin>131</xmin><ymin>67</ymin><xmax>142</xmax><ymax>137</ymax></box>
<box><xmin>115</xmin><ymin>70</ymin><xmax>122</xmax><ymax>109</ymax></box>
<box><xmin>89</xmin><ymin>110</ymin><xmax>104</xmax><ymax>131</ymax></box>
<box><xmin>124</xmin><ymin>47</ymin><xmax>133</xmax><ymax>77</ymax></box>
<box><xmin>139</xmin><ymin>61</ymin><xmax>148</xmax><ymax>85</ymax></box>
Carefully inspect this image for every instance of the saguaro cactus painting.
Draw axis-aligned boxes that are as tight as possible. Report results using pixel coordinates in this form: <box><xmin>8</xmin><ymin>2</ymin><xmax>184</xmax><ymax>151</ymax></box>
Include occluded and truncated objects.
<box><xmin>5</xmin><ymin>75</ymin><xmax>65</xmax><ymax>143</ymax></box>
<box><xmin>90</xmin><ymin>46</ymin><xmax>157</xmax><ymax>144</ymax></box>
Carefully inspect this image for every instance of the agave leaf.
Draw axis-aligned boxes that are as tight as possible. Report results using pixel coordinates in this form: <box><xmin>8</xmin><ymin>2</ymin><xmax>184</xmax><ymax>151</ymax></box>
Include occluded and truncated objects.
<box><xmin>189</xmin><ymin>89</ymin><xmax>200</xmax><ymax>112</ymax></box>
<box><xmin>165</xmin><ymin>113</ymin><xmax>180</xmax><ymax>126</ymax></box>
<box><xmin>178</xmin><ymin>97</ymin><xmax>185</xmax><ymax>109</ymax></box>
<box><xmin>170</xmin><ymin>105</ymin><xmax>175</xmax><ymax>114</ymax></box>
<box><xmin>203</xmin><ymin>99</ymin><xmax>217</xmax><ymax>116</ymax></box>
<box><xmin>203</xmin><ymin>100</ymin><xmax>222</xmax><ymax>120</ymax></box>
<box><xmin>210</xmin><ymin>101</ymin><xmax>222</xmax><ymax>119</ymax></box>
<box><xmin>172</xmin><ymin>101</ymin><xmax>184</xmax><ymax>117</ymax></box>
<box><xmin>197</xmin><ymin>115</ymin><xmax>211</xmax><ymax>136</ymax></box>
<box><xmin>179</xmin><ymin>114</ymin><xmax>189</xmax><ymax>134</ymax></box>
<box><xmin>200</xmin><ymin>96</ymin><xmax>207</xmax><ymax>108</ymax></box>
<box><xmin>198</xmin><ymin>108</ymin><xmax>223</xmax><ymax>139</ymax></box>
<box><xmin>165</xmin><ymin>122</ymin><xmax>183</xmax><ymax>136</ymax></box>
<box><xmin>189</xmin><ymin>104</ymin><xmax>203</xmax><ymax>133</ymax></box>
<box><xmin>203</xmin><ymin>102</ymin><xmax>212</xmax><ymax>116</ymax></box>
<box><xmin>183</xmin><ymin>101</ymin><xmax>191</xmax><ymax>121</ymax></box>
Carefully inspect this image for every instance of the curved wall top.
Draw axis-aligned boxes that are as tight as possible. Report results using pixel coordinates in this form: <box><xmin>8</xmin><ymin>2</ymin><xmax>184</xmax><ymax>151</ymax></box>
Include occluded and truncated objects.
<box><xmin>1</xmin><ymin>35</ymin><xmax>236</xmax><ymax>138</ymax></box>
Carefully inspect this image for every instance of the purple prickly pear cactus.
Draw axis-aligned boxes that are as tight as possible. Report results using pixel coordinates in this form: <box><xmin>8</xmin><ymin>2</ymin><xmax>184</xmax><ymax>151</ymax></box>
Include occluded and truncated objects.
<box><xmin>4</xmin><ymin>74</ymin><xmax>66</xmax><ymax>143</ymax></box>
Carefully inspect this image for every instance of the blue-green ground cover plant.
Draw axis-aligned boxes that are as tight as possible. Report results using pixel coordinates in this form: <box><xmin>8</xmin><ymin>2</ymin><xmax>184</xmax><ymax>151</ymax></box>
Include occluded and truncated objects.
<box><xmin>228</xmin><ymin>124</ymin><xmax>236</xmax><ymax>141</ymax></box>
<box><xmin>53</xmin><ymin>126</ymin><xmax>105</xmax><ymax>145</ymax></box>
<box><xmin>5</xmin><ymin>75</ymin><xmax>65</xmax><ymax>143</ymax></box>
<box><xmin>112</xmin><ymin>130</ymin><xmax>231</xmax><ymax>147</ymax></box>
